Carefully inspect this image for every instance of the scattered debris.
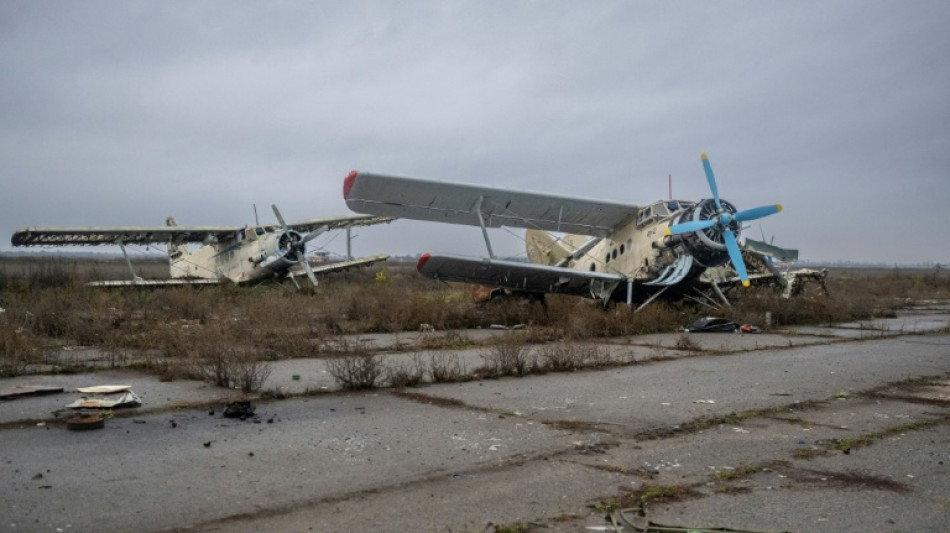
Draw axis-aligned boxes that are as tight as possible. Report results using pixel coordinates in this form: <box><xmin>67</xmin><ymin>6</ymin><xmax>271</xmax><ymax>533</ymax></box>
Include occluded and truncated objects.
<box><xmin>0</xmin><ymin>385</ymin><xmax>64</xmax><ymax>401</ymax></box>
<box><xmin>66</xmin><ymin>391</ymin><xmax>142</xmax><ymax>409</ymax></box>
<box><xmin>692</xmin><ymin>399</ymin><xmax>716</xmax><ymax>404</ymax></box>
<box><xmin>685</xmin><ymin>317</ymin><xmax>740</xmax><ymax>333</ymax></box>
<box><xmin>66</xmin><ymin>413</ymin><xmax>105</xmax><ymax>431</ymax></box>
<box><xmin>489</xmin><ymin>324</ymin><xmax>527</xmax><ymax>330</ymax></box>
<box><xmin>739</xmin><ymin>324</ymin><xmax>762</xmax><ymax>334</ymax></box>
<box><xmin>222</xmin><ymin>401</ymin><xmax>256</xmax><ymax>419</ymax></box>
<box><xmin>419</xmin><ymin>323</ymin><xmax>436</xmax><ymax>332</ymax></box>
<box><xmin>608</xmin><ymin>506</ymin><xmax>790</xmax><ymax>532</ymax></box>
<box><xmin>76</xmin><ymin>385</ymin><xmax>132</xmax><ymax>394</ymax></box>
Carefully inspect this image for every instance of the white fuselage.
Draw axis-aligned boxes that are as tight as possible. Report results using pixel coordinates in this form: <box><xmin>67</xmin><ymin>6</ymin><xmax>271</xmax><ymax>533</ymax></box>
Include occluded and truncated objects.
<box><xmin>168</xmin><ymin>226</ymin><xmax>298</xmax><ymax>284</ymax></box>
<box><xmin>528</xmin><ymin>200</ymin><xmax>701</xmax><ymax>281</ymax></box>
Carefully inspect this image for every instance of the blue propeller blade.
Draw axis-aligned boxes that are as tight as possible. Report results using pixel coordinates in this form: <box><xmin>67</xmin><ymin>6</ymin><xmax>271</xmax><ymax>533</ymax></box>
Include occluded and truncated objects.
<box><xmin>701</xmin><ymin>154</ymin><xmax>722</xmax><ymax>210</ymax></box>
<box><xmin>723</xmin><ymin>230</ymin><xmax>749</xmax><ymax>286</ymax></box>
<box><xmin>665</xmin><ymin>219</ymin><xmax>717</xmax><ymax>235</ymax></box>
<box><xmin>734</xmin><ymin>204</ymin><xmax>782</xmax><ymax>223</ymax></box>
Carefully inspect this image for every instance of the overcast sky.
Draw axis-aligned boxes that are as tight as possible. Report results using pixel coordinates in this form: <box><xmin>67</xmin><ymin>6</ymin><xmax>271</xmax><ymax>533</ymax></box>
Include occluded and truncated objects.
<box><xmin>2</xmin><ymin>1</ymin><xmax>948</xmax><ymax>264</ymax></box>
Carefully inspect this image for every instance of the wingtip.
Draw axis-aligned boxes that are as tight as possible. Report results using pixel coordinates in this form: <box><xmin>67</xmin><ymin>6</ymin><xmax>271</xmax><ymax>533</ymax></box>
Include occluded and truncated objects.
<box><xmin>701</xmin><ymin>153</ymin><xmax>708</xmax><ymax>160</ymax></box>
<box><xmin>777</xmin><ymin>204</ymin><xmax>783</xmax><ymax>212</ymax></box>
<box><xmin>664</xmin><ymin>227</ymin><xmax>671</xmax><ymax>236</ymax></box>
<box><xmin>742</xmin><ymin>280</ymin><xmax>750</xmax><ymax>287</ymax></box>
<box><xmin>417</xmin><ymin>253</ymin><xmax>431</xmax><ymax>272</ymax></box>
<box><xmin>343</xmin><ymin>171</ymin><xmax>358</xmax><ymax>199</ymax></box>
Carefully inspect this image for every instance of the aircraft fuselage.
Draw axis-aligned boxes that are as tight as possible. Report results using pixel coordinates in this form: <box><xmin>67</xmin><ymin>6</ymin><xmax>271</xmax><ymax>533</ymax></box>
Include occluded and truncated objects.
<box><xmin>169</xmin><ymin>225</ymin><xmax>301</xmax><ymax>284</ymax></box>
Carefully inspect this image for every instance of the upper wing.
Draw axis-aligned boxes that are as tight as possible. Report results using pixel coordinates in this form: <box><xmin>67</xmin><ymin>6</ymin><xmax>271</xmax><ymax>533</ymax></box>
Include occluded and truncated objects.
<box><xmin>12</xmin><ymin>214</ymin><xmax>394</xmax><ymax>247</ymax></box>
<box><xmin>12</xmin><ymin>226</ymin><xmax>241</xmax><ymax>246</ymax></box>
<box><xmin>417</xmin><ymin>254</ymin><xmax>626</xmax><ymax>299</ymax></box>
<box><xmin>286</xmin><ymin>214</ymin><xmax>394</xmax><ymax>233</ymax></box>
<box><xmin>344</xmin><ymin>171</ymin><xmax>638</xmax><ymax>237</ymax></box>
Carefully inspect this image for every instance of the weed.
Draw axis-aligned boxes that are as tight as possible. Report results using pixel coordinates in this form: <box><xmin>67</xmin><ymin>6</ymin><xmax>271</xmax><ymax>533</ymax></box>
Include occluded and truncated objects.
<box><xmin>479</xmin><ymin>343</ymin><xmax>533</xmax><ymax>377</ymax></box>
<box><xmin>325</xmin><ymin>340</ymin><xmax>383</xmax><ymax>390</ymax></box>
<box><xmin>630</xmin><ymin>484</ymin><xmax>702</xmax><ymax>505</ymax></box>
<box><xmin>712</xmin><ymin>463</ymin><xmax>764</xmax><ymax>481</ymax></box>
<box><xmin>493</xmin><ymin>523</ymin><xmax>531</xmax><ymax>533</ymax></box>
<box><xmin>428</xmin><ymin>352</ymin><xmax>466</xmax><ymax>382</ymax></box>
<box><xmin>0</xmin><ymin>319</ymin><xmax>41</xmax><ymax>377</ymax></box>
<box><xmin>673</xmin><ymin>334</ymin><xmax>700</xmax><ymax>351</ymax></box>
<box><xmin>385</xmin><ymin>354</ymin><xmax>426</xmax><ymax>388</ymax></box>
<box><xmin>792</xmin><ymin>448</ymin><xmax>826</xmax><ymax>460</ymax></box>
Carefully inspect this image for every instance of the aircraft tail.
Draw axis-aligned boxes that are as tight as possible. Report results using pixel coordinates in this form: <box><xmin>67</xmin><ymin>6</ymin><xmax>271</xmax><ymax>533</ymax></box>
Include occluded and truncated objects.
<box><xmin>525</xmin><ymin>229</ymin><xmax>575</xmax><ymax>266</ymax></box>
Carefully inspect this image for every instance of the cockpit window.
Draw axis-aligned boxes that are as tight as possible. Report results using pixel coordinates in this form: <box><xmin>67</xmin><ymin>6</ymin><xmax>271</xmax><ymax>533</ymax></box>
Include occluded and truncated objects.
<box><xmin>255</xmin><ymin>227</ymin><xmax>265</xmax><ymax>236</ymax></box>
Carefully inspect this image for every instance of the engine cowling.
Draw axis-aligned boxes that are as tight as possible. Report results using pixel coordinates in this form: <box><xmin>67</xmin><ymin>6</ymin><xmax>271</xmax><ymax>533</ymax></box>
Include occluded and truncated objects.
<box><xmin>670</xmin><ymin>198</ymin><xmax>740</xmax><ymax>267</ymax></box>
<box><xmin>260</xmin><ymin>230</ymin><xmax>304</xmax><ymax>271</ymax></box>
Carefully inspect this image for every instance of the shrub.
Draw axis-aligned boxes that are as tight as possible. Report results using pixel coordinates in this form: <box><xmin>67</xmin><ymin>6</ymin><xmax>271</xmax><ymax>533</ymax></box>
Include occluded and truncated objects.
<box><xmin>385</xmin><ymin>354</ymin><xmax>426</xmax><ymax>388</ymax></box>
<box><xmin>479</xmin><ymin>342</ymin><xmax>533</xmax><ymax>377</ymax></box>
<box><xmin>428</xmin><ymin>352</ymin><xmax>466</xmax><ymax>382</ymax></box>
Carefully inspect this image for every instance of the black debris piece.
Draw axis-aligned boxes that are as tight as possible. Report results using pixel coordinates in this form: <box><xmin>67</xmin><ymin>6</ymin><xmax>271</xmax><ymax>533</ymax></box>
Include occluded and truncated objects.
<box><xmin>222</xmin><ymin>401</ymin><xmax>255</xmax><ymax>419</ymax></box>
<box><xmin>686</xmin><ymin>317</ymin><xmax>740</xmax><ymax>333</ymax></box>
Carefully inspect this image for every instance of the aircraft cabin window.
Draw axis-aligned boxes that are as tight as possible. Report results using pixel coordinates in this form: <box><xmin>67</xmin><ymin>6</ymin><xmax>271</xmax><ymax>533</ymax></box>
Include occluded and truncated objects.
<box><xmin>620</xmin><ymin>244</ymin><xmax>625</xmax><ymax>255</ymax></box>
<box><xmin>590</xmin><ymin>263</ymin><xmax>596</xmax><ymax>271</ymax></box>
<box><xmin>256</xmin><ymin>227</ymin><xmax>265</xmax><ymax>236</ymax></box>
<box><xmin>627</xmin><ymin>238</ymin><xmax>632</xmax><ymax>249</ymax></box>
<box><xmin>605</xmin><ymin>254</ymin><xmax>610</xmax><ymax>264</ymax></box>
<box><xmin>612</xmin><ymin>249</ymin><xmax>617</xmax><ymax>260</ymax></box>
<box><xmin>654</xmin><ymin>203</ymin><xmax>669</xmax><ymax>217</ymax></box>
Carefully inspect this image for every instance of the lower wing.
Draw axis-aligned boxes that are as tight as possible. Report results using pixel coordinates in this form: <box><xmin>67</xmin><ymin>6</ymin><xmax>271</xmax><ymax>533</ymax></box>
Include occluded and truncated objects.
<box><xmin>416</xmin><ymin>254</ymin><xmax>626</xmax><ymax>299</ymax></box>
<box><xmin>288</xmin><ymin>254</ymin><xmax>389</xmax><ymax>278</ymax></box>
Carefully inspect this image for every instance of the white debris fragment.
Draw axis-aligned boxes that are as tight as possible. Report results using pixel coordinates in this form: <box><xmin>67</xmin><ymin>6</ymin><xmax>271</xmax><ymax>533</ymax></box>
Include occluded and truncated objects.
<box><xmin>693</xmin><ymin>399</ymin><xmax>716</xmax><ymax>404</ymax></box>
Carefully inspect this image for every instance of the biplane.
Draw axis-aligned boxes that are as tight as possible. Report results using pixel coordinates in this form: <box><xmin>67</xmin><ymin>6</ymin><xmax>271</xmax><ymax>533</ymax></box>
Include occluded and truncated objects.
<box><xmin>11</xmin><ymin>205</ymin><xmax>393</xmax><ymax>288</ymax></box>
<box><xmin>343</xmin><ymin>154</ymin><xmax>813</xmax><ymax>309</ymax></box>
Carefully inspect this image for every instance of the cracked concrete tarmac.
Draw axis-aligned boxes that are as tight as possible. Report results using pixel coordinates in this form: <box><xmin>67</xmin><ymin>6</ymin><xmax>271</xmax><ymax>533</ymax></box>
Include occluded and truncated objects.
<box><xmin>1</xmin><ymin>310</ymin><xmax>947</xmax><ymax>532</ymax></box>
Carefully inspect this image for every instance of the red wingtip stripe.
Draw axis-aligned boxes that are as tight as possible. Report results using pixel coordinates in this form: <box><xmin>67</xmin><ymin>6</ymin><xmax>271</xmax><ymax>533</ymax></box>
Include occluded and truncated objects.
<box><xmin>416</xmin><ymin>253</ymin><xmax>431</xmax><ymax>272</ymax></box>
<box><xmin>343</xmin><ymin>171</ymin><xmax>358</xmax><ymax>199</ymax></box>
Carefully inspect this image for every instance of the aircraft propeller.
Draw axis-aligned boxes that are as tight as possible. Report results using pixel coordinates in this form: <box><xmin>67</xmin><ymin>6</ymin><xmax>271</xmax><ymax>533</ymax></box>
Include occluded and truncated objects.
<box><xmin>272</xmin><ymin>204</ymin><xmax>319</xmax><ymax>288</ymax></box>
<box><xmin>665</xmin><ymin>154</ymin><xmax>782</xmax><ymax>287</ymax></box>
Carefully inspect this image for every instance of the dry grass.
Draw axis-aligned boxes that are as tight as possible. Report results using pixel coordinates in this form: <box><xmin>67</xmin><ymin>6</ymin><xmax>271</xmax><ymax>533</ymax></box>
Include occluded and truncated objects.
<box><xmin>2</xmin><ymin>258</ymin><xmax>947</xmax><ymax>386</ymax></box>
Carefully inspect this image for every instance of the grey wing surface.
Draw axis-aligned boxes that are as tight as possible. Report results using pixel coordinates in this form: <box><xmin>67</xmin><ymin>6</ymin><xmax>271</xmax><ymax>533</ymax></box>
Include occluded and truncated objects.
<box><xmin>286</xmin><ymin>215</ymin><xmax>393</xmax><ymax>233</ymax></box>
<box><xmin>344</xmin><ymin>171</ymin><xmax>638</xmax><ymax>237</ymax></box>
<box><xmin>417</xmin><ymin>254</ymin><xmax>626</xmax><ymax>299</ymax></box>
<box><xmin>11</xmin><ymin>226</ymin><xmax>241</xmax><ymax>246</ymax></box>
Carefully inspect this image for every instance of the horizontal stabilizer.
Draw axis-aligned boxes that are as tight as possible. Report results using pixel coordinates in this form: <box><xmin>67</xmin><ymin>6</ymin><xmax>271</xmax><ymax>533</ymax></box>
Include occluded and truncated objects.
<box><xmin>742</xmin><ymin>238</ymin><xmax>798</xmax><ymax>262</ymax></box>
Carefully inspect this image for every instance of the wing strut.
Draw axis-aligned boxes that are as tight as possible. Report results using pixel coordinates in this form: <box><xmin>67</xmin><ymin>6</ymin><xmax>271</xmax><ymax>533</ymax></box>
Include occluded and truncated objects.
<box><xmin>115</xmin><ymin>238</ymin><xmax>143</xmax><ymax>284</ymax></box>
<box><xmin>554</xmin><ymin>237</ymin><xmax>603</xmax><ymax>268</ymax></box>
<box><xmin>635</xmin><ymin>285</ymin><xmax>671</xmax><ymax>312</ymax></box>
<box><xmin>474</xmin><ymin>196</ymin><xmax>495</xmax><ymax>258</ymax></box>
<box><xmin>710</xmin><ymin>280</ymin><xmax>732</xmax><ymax>308</ymax></box>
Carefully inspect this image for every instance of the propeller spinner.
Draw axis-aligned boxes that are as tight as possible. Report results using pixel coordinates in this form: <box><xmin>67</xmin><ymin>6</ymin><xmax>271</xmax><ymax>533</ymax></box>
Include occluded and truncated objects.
<box><xmin>664</xmin><ymin>154</ymin><xmax>782</xmax><ymax>287</ymax></box>
<box><xmin>272</xmin><ymin>204</ymin><xmax>320</xmax><ymax>288</ymax></box>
